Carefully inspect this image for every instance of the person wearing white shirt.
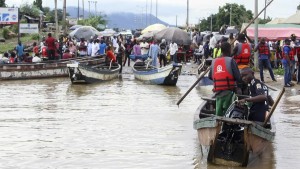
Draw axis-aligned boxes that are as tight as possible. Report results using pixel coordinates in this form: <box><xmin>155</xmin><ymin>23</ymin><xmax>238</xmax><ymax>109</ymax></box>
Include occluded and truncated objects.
<box><xmin>91</xmin><ymin>39</ymin><xmax>100</xmax><ymax>57</ymax></box>
<box><xmin>140</xmin><ymin>40</ymin><xmax>150</xmax><ymax>55</ymax></box>
<box><xmin>169</xmin><ymin>41</ymin><xmax>178</xmax><ymax>63</ymax></box>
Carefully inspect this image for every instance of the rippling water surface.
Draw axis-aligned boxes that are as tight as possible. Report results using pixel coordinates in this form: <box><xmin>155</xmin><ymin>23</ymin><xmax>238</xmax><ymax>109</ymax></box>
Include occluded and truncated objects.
<box><xmin>0</xmin><ymin>74</ymin><xmax>299</xmax><ymax>169</ymax></box>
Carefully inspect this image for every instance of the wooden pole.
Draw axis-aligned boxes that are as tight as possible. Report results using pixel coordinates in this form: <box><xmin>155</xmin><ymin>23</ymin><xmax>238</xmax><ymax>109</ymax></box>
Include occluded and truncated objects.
<box><xmin>176</xmin><ymin>68</ymin><xmax>210</xmax><ymax>106</ymax></box>
<box><xmin>263</xmin><ymin>87</ymin><xmax>285</xmax><ymax>127</ymax></box>
<box><xmin>55</xmin><ymin>0</ymin><xmax>58</xmax><ymax>39</ymax></box>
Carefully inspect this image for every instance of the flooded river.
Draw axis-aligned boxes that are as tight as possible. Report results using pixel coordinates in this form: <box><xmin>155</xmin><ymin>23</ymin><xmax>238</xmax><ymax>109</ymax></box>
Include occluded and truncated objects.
<box><xmin>0</xmin><ymin>74</ymin><xmax>299</xmax><ymax>169</ymax></box>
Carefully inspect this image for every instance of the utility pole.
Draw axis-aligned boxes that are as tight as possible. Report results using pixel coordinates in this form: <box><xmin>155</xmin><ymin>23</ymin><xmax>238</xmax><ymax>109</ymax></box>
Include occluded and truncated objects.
<box><xmin>77</xmin><ymin>0</ymin><xmax>80</xmax><ymax>20</ymax></box>
<box><xmin>82</xmin><ymin>0</ymin><xmax>84</xmax><ymax>19</ymax></box>
<box><xmin>176</xmin><ymin>15</ymin><xmax>177</xmax><ymax>27</ymax></box>
<box><xmin>210</xmin><ymin>14</ymin><xmax>212</xmax><ymax>32</ymax></box>
<box><xmin>55</xmin><ymin>0</ymin><xmax>58</xmax><ymax>39</ymax></box>
<box><xmin>254</xmin><ymin>0</ymin><xmax>259</xmax><ymax>70</ymax></box>
<box><xmin>146</xmin><ymin>0</ymin><xmax>148</xmax><ymax>26</ymax></box>
<box><xmin>63</xmin><ymin>0</ymin><xmax>66</xmax><ymax>34</ymax></box>
<box><xmin>156</xmin><ymin>0</ymin><xmax>157</xmax><ymax>23</ymax></box>
<box><xmin>186</xmin><ymin>0</ymin><xmax>189</xmax><ymax>28</ymax></box>
<box><xmin>150</xmin><ymin>0</ymin><xmax>152</xmax><ymax>25</ymax></box>
<box><xmin>88</xmin><ymin>1</ymin><xmax>91</xmax><ymax>16</ymax></box>
<box><xmin>264</xmin><ymin>0</ymin><xmax>267</xmax><ymax>19</ymax></box>
<box><xmin>95</xmin><ymin>1</ymin><xmax>97</xmax><ymax>15</ymax></box>
<box><xmin>230</xmin><ymin>3</ymin><xmax>232</xmax><ymax>26</ymax></box>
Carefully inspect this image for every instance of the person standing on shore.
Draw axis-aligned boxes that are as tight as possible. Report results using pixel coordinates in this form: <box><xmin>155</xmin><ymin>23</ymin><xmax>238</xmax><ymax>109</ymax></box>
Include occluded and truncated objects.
<box><xmin>282</xmin><ymin>39</ymin><xmax>293</xmax><ymax>87</ymax></box>
<box><xmin>169</xmin><ymin>41</ymin><xmax>178</xmax><ymax>63</ymax></box>
<box><xmin>45</xmin><ymin>33</ymin><xmax>56</xmax><ymax>60</ymax></box>
<box><xmin>15</xmin><ymin>41</ymin><xmax>24</xmax><ymax>62</ymax></box>
<box><xmin>254</xmin><ymin>38</ymin><xmax>276</xmax><ymax>83</ymax></box>
<box><xmin>159</xmin><ymin>39</ymin><xmax>168</xmax><ymax>67</ymax></box>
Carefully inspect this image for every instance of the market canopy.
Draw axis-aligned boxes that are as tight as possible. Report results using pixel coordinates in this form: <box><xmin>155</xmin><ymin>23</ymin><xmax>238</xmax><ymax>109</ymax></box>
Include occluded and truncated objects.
<box><xmin>154</xmin><ymin>27</ymin><xmax>191</xmax><ymax>45</ymax></box>
<box><xmin>266</xmin><ymin>18</ymin><xmax>285</xmax><ymax>24</ymax></box>
<box><xmin>69</xmin><ymin>26</ymin><xmax>100</xmax><ymax>40</ymax></box>
<box><xmin>243</xmin><ymin>23</ymin><xmax>300</xmax><ymax>40</ymax></box>
<box><xmin>141</xmin><ymin>23</ymin><xmax>166</xmax><ymax>34</ymax></box>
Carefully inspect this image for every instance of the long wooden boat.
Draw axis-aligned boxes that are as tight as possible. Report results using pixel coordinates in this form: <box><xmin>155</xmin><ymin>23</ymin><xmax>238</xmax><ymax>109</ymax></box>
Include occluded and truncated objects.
<box><xmin>0</xmin><ymin>56</ymin><xmax>104</xmax><ymax>80</ymax></box>
<box><xmin>67</xmin><ymin>61</ymin><xmax>121</xmax><ymax>84</ymax></box>
<box><xmin>193</xmin><ymin>96</ymin><xmax>276</xmax><ymax>167</ymax></box>
<box><xmin>132</xmin><ymin>61</ymin><xmax>182</xmax><ymax>86</ymax></box>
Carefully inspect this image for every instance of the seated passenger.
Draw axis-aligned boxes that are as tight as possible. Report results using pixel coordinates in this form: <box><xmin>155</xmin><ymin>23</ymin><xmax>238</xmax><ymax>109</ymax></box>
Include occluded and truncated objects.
<box><xmin>106</xmin><ymin>46</ymin><xmax>116</xmax><ymax>63</ymax></box>
<box><xmin>0</xmin><ymin>52</ymin><xmax>9</xmax><ymax>64</ymax></box>
<box><xmin>62</xmin><ymin>49</ymin><xmax>72</xmax><ymax>59</ymax></box>
<box><xmin>237</xmin><ymin>68</ymin><xmax>272</xmax><ymax>122</ymax></box>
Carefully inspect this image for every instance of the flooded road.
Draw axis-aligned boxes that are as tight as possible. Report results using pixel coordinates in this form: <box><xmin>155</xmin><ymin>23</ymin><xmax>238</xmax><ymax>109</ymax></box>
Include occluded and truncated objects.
<box><xmin>0</xmin><ymin>74</ymin><xmax>299</xmax><ymax>169</ymax></box>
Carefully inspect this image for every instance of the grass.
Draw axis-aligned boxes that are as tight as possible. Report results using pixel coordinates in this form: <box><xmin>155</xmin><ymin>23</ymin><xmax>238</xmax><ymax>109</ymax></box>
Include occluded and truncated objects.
<box><xmin>0</xmin><ymin>36</ymin><xmax>35</xmax><ymax>53</ymax></box>
<box><xmin>273</xmin><ymin>68</ymin><xmax>284</xmax><ymax>75</ymax></box>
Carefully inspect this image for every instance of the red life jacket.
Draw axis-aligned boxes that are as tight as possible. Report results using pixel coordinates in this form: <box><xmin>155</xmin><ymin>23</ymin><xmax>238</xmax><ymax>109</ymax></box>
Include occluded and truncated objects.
<box><xmin>258</xmin><ymin>44</ymin><xmax>270</xmax><ymax>55</ymax></box>
<box><xmin>282</xmin><ymin>45</ymin><xmax>294</xmax><ymax>60</ymax></box>
<box><xmin>212</xmin><ymin>57</ymin><xmax>236</xmax><ymax>91</ymax></box>
<box><xmin>234</xmin><ymin>43</ymin><xmax>251</xmax><ymax>65</ymax></box>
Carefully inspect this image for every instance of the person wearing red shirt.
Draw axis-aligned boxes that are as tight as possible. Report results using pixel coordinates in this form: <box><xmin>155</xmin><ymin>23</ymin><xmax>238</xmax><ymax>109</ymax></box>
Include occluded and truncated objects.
<box><xmin>45</xmin><ymin>33</ymin><xmax>56</xmax><ymax>60</ymax></box>
<box><xmin>106</xmin><ymin>46</ymin><xmax>116</xmax><ymax>63</ymax></box>
<box><xmin>32</xmin><ymin>42</ymin><xmax>39</xmax><ymax>56</ymax></box>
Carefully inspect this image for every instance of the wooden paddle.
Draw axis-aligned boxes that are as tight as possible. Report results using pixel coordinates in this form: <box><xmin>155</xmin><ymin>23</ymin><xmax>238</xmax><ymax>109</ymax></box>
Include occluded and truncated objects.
<box><xmin>263</xmin><ymin>87</ymin><xmax>285</xmax><ymax>127</ymax></box>
<box><xmin>176</xmin><ymin>68</ymin><xmax>210</xmax><ymax>106</ymax></box>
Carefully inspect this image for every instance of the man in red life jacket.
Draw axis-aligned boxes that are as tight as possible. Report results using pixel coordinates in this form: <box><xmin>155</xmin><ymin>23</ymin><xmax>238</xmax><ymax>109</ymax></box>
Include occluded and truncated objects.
<box><xmin>209</xmin><ymin>42</ymin><xmax>242</xmax><ymax>116</ymax></box>
<box><xmin>232</xmin><ymin>33</ymin><xmax>252</xmax><ymax>69</ymax></box>
<box><xmin>254</xmin><ymin>38</ymin><xmax>276</xmax><ymax>83</ymax></box>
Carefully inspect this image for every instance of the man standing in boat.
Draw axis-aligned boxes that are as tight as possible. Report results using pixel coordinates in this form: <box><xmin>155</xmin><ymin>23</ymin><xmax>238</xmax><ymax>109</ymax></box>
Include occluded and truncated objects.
<box><xmin>231</xmin><ymin>33</ymin><xmax>252</xmax><ymax>69</ymax></box>
<box><xmin>45</xmin><ymin>33</ymin><xmax>56</xmax><ymax>60</ymax></box>
<box><xmin>209</xmin><ymin>42</ymin><xmax>242</xmax><ymax>116</ymax></box>
<box><xmin>237</xmin><ymin>68</ymin><xmax>272</xmax><ymax>122</ymax></box>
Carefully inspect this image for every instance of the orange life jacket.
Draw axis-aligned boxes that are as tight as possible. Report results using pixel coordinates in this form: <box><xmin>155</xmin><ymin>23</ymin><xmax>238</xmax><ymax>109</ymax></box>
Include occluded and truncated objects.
<box><xmin>234</xmin><ymin>43</ymin><xmax>251</xmax><ymax>65</ymax></box>
<box><xmin>212</xmin><ymin>57</ymin><xmax>236</xmax><ymax>91</ymax></box>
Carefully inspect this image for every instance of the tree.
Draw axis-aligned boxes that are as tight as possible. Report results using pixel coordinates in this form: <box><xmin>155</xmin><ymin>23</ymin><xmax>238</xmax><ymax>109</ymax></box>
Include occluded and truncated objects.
<box><xmin>0</xmin><ymin>0</ymin><xmax>5</xmax><ymax>7</ymax></box>
<box><xmin>297</xmin><ymin>3</ymin><xmax>300</xmax><ymax>10</ymax></box>
<box><xmin>258</xmin><ymin>16</ymin><xmax>272</xmax><ymax>24</ymax></box>
<box><xmin>33</xmin><ymin>0</ymin><xmax>43</xmax><ymax>11</ymax></box>
<box><xmin>197</xmin><ymin>3</ymin><xmax>253</xmax><ymax>32</ymax></box>
<box><xmin>78</xmin><ymin>15</ymin><xmax>107</xmax><ymax>31</ymax></box>
<box><xmin>45</xmin><ymin>9</ymin><xmax>67</xmax><ymax>23</ymax></box>
<box><xmin>20</xmin><ymin>3</ymin><xmax>40</xmax><ymax>18</ymax></box>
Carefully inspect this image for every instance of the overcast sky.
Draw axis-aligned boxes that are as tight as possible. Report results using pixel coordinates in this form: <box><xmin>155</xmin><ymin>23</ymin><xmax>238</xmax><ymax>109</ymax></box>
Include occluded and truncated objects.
<box><xmin>6</xmin><ymin>0</ymin><xmax>299</xmax><ymax>26</ymax></box>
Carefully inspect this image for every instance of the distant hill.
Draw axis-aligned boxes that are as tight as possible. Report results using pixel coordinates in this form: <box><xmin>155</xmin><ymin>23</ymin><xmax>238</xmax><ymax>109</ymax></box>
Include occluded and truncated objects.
<box><xmin>66</xmin><ymin>6</ymin><xmax>171</xmax><ymax>30</ymax></box>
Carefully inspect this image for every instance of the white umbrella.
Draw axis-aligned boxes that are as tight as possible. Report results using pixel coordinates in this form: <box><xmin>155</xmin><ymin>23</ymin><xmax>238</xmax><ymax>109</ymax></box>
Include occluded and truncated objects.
<box><xmin>141</xmin><ymin>24</ymin><xmax>166</xmax><ymax>34</ymax></box>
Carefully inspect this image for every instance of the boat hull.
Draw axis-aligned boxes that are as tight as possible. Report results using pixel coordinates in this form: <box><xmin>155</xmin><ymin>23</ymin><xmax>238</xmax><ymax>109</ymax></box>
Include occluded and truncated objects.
<box><xmin>193</xmin><ymin>100</ymin><xmax>275</xmax><ymax>167</ymax></box>
<box><xmin>132</xmin><ymin>63</ymin><xmax>182</xmax><ymax>86</ymax></box>
<box><xmin>67</xmin><ymin>63</ymin><xmax>121</xmax><ymax>84</ymax></box>
<box><xmin>0</xmin><ymin>57</ymin><xmax>104</xmax><ymax>80</ymax></box>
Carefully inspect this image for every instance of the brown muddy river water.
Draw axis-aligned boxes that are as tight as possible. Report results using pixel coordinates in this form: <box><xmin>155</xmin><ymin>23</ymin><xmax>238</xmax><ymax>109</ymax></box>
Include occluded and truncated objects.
<box><xmin>0</xmin><ymin>74</ymin><xmax>299</xmax><ymax>169</ymax></box>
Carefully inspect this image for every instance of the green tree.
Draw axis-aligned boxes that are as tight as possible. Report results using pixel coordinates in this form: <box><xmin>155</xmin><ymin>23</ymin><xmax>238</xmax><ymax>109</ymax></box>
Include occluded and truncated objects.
<box><xmin>78</xmin><ymin>15</ymin><xmax>107</xmax><ymax>31</ymax></box>
<box><xmin>258</xmin><ymin>16</ymin><xmax>272</xmax><ymax>24</ymax></box>
<box><xmin>20</xmin><ymin>3</ymin><xmax>40</xmax><ymax>18</ymax></box>
<box><xmin>33</xmin><ymin>0</ymin><xmax>43</xmax><ymax>11</ymax></box>
<box><xmin>197</xmin><ymin>3</ymin><xmax>253</xmax><ymax>32</ymax></box>
<box><xmin>0</xmin><ymin>0</ymin><xmax>5</xmax><ymax>7</ymax></box>
<box><xmin>45</xmin><ymin>9</ymin><xmax>66</xmax><ymax>23</ymax></box>
<box><xmin>297</xmin><ymin>3</ymin><xmax>300</xmax><ymax>10</ymax></box>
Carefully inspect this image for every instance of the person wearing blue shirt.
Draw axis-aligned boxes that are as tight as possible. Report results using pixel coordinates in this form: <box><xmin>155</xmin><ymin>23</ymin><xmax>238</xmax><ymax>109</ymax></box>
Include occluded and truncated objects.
<box><xmin>98</xmin><ymin>40</ymin><xmax>107</xmax><ymax>55</ymax></box>
<box><xmin>282</xmin><ymin>39</ymin><xmax>293</xmax><ymax>87</ymax></box>
<box><xmin>15</xmin><ymin>41</ymin><xmax>24</xmax><ymax>62</ymax></box>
